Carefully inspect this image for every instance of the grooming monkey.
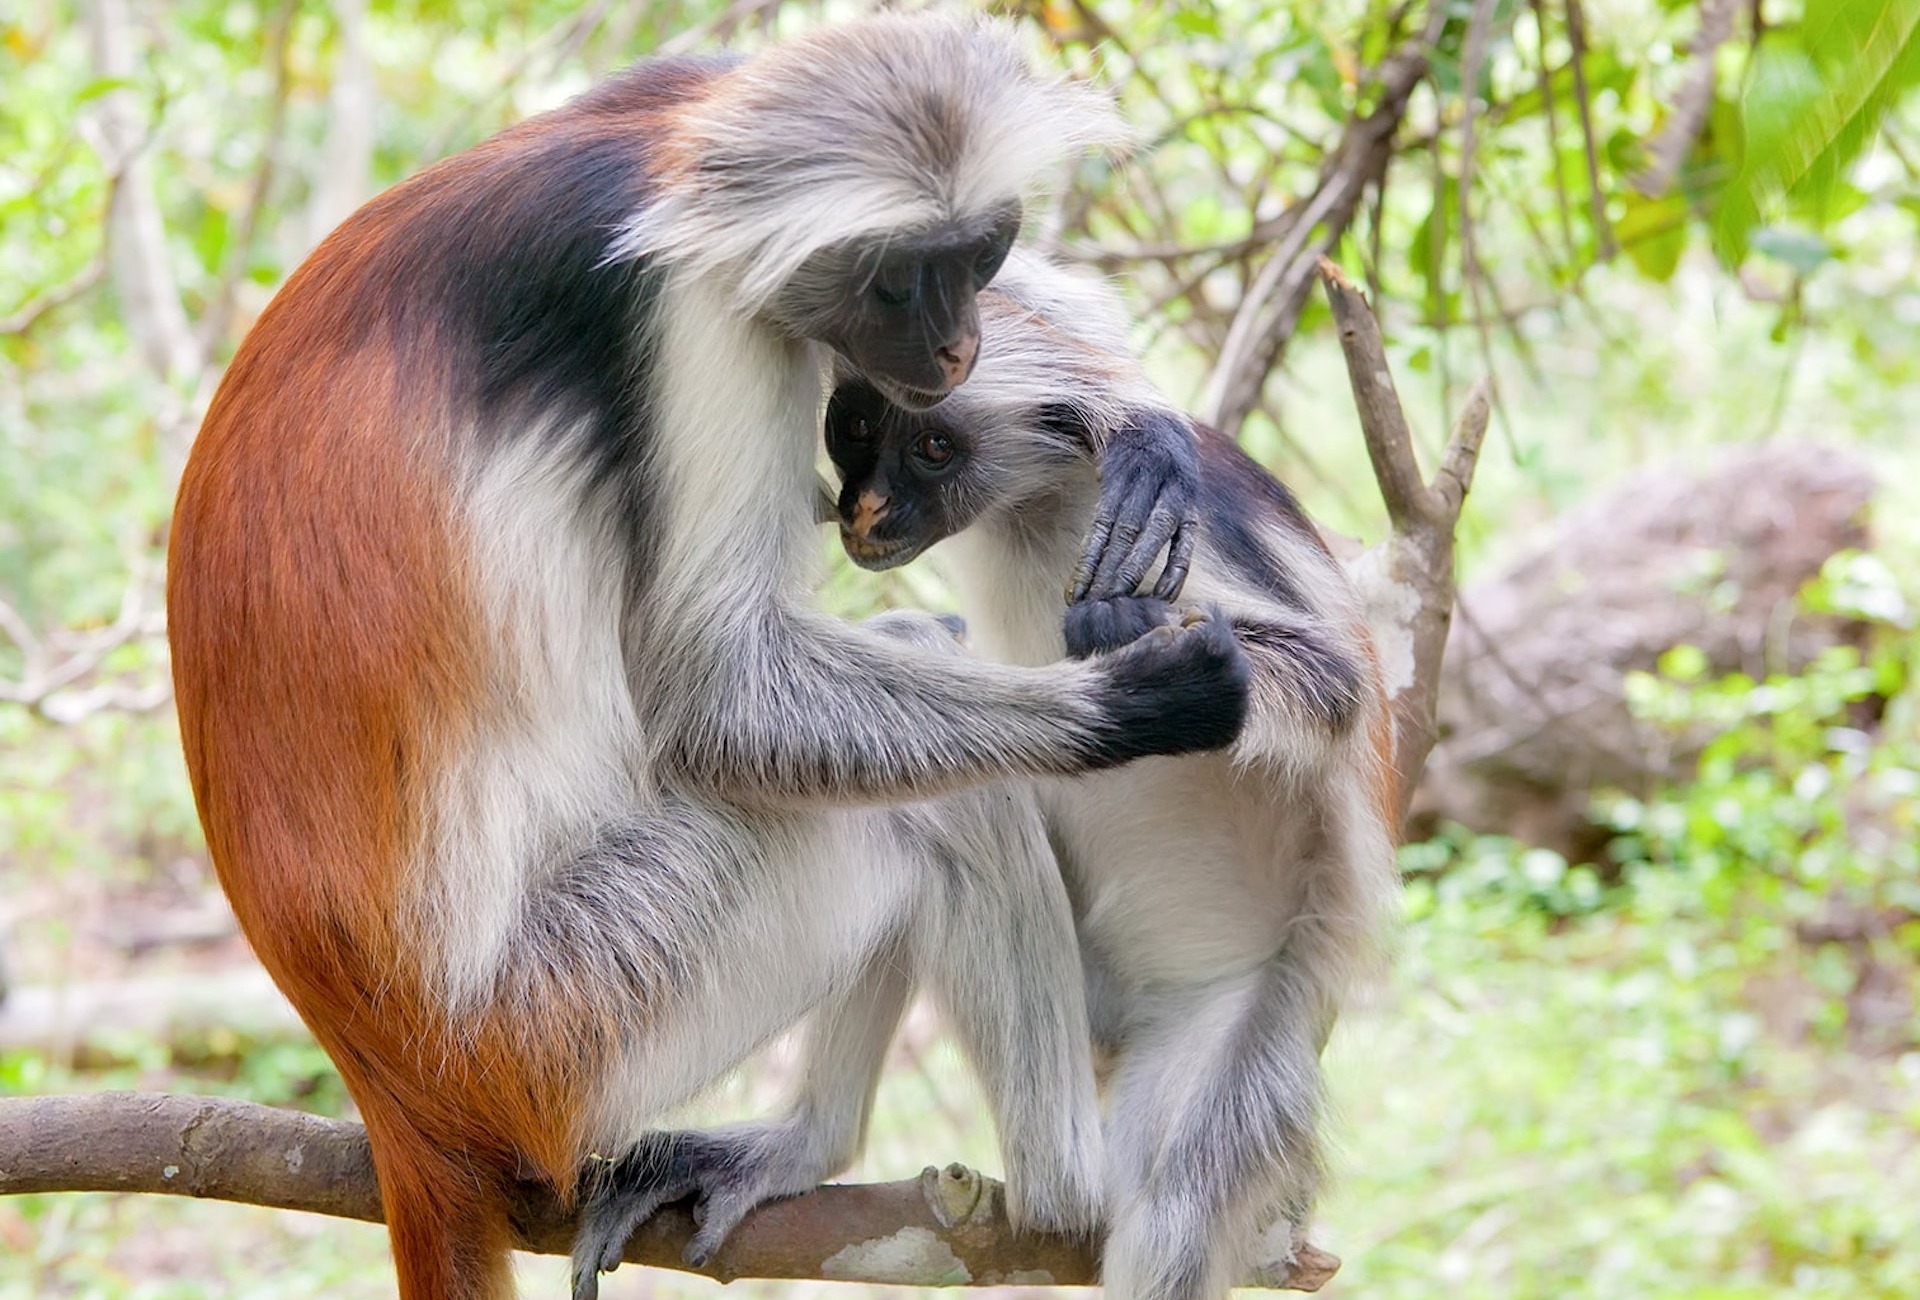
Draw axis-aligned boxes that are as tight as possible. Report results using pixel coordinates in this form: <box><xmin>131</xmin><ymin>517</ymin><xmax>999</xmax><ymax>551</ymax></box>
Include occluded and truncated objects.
<box><xmin>167</xmin><ymin>19</ymin><xmax>1251</xmax><ymax>1300</ymax></box>
<box><xmin>825</xmin><ymin>251</ymin><xmax>1400</xmax><ymax>1300</ymax></box>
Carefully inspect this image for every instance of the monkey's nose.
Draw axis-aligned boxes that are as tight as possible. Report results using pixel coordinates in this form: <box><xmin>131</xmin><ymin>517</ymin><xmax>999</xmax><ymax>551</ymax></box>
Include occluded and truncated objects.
<box><xmin>851</xmin><ymin>490</ymin><xmax>890</xmax><ymax>539</ymax></box>
<box><xmin>936</xmin><ymin>332</ymin><xmax>979</xmax><ymax>387</ymax></box>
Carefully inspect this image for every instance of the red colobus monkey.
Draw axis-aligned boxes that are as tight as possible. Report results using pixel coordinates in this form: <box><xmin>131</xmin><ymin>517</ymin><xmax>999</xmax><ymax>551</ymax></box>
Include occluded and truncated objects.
<box><xmin>167</xmin><ymin>18</ymin><xmax>1249</xmax><ymax>1300</ymax></box>
<box><xmin>824</xmin><ymin>251</ymin><xmax>1400</xmax><ymax>1300</ymax></box>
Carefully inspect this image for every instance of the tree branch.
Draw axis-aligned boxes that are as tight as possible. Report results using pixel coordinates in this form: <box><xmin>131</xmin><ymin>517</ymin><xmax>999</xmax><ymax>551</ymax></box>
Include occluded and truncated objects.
<box><xmin>1319</xmin><ymin>260</ymin><xmax>1490</xmax><ymax>821</ymax></box>
<box><xmin>0</xmin><ymin>1093</ymin><xmax>1338</xmax><ymax>1289</ymax></box>
<box><xmin>1197</xmin><ymin>25</ymin><xmax>1435</xmax><ymax>440</ymax></box>
<box><xmin>1633</xmin><ymin>0</ymin><xmax>1743</xmax><ymax>198</ymax></box>
<box><xmin>82</xmin><ymin>0</ymin><xmax>197</xmax><ymax>385</ymax></box>
<box><xmin>196</xmin><ymin>0</ymin><xmax>300</xmax><ymax>357</ymax></box>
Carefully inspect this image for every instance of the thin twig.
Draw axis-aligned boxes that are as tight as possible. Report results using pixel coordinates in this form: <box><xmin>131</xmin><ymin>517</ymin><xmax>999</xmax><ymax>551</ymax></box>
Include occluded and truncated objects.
<box><xmin>1529</xmin><ymin>0</ymin><xmax>1577</xmax><ymax>259</ymax></box>
<box><xmin>196</xmin><ymin>0</ymin><xmax>300</xmax><ymax>355</ymax></box>
<box><xmin>1199</xmin><ymin>26</ymin><xmax>1435</xmax><ymax>439</ymax></box>
<box><xmin>0</xmin><ymin>260</ymin><xmax>108</xmax><ymax>337</ymax></box>
<box><xmin>1562</xmin><ymin>0</ymin><xmax>1616</xmax><ymax>258</ymax></box>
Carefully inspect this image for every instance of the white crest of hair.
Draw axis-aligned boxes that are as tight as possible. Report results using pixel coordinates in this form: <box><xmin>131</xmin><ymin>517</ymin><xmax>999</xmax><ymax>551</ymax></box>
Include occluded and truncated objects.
<box><xmin>412</xmin><ymin>420</ymin><xmax>647</xmax><ymax>1013</ymax></box>
<box><xmin>613</xmin><ymin>13</ymin><xmax>1130</xmax><ymax>315</ymax></box>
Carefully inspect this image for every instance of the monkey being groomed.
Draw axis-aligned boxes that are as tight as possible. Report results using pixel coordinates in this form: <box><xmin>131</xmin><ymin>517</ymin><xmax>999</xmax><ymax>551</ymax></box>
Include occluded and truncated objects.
<box><xmin>167</xmin><ymin>18</ymin><xmax>1253</xmax><ymax>1300</ymax></box>
<box><xmin>824</xmin><ymin>251</ymin><xmax>1401</xmax><ymax>1300</ymax></box>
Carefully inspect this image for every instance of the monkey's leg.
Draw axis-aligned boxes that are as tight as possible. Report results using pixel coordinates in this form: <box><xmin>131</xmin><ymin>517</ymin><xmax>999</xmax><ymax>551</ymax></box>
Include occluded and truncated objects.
<box><xmin>1100</xmin><ymin>967</ymin><xmax>1324</xmax><ymax>1300</ymax></box>
<box><xmin>908</xmin><ymin>788</ymin><xmax>1105</xmax><ymax>1237</ymax></box>
<box><xmin>544</xmin><ymin>804</ymin><xmax>914</xmax><ymax>1299</ymax></box>
<box><xmin>570</xmin><ymin>935</ymin><xmax>914</xmax><ymax>1295</ymax></box>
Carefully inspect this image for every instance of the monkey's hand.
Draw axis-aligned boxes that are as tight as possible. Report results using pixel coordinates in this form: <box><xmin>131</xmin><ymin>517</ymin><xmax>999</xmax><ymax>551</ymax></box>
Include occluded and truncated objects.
<box><xmin>1063</xmin><ymin>594</ymin><xmax>1180</xmax><ymax>658</ymax></box>
<box><xmin>1069</xmin><ymin>411</ymin><xmax>1202</xmax><ymax>604</ymax></box>
<box><xmin>571</xmin><ymin>1124</ymin><xmax>829</xmax><ymax>1297</ymax></box>
<box><xmin>1081</xmin><ymin>604</ymin><xmax>1251</xmax><ymax>763</ymax></box>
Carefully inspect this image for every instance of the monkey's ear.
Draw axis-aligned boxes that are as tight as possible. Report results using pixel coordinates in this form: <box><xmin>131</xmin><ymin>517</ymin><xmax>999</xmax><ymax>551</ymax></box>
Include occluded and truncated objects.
<box><xmin>1035</xmin><ymin>403</ymin><xmax>1089</xmax><ymax>444</ymax></box>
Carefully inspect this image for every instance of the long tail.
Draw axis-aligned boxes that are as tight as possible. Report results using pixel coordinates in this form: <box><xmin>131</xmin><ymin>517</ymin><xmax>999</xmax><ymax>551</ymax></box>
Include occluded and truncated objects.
<box><xmin>360</xmin><ymin>1098</ymin><xmax>520</xmax><ymax>1300</ymax></box>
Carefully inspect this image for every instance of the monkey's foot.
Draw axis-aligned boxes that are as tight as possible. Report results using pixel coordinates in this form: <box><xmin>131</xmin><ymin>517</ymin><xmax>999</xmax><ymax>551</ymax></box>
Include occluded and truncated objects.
<box><xmin>570</xmin><ymin>1127</ymin><xmax>816</xmax><ymax>1299</ymax></box>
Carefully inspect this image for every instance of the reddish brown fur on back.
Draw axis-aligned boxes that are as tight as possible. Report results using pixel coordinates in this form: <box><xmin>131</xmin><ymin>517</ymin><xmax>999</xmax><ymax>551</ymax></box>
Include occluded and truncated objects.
<box><xmin>161</xmin><ymin>59</ymin><xmax>736</xmax><ymax>1292</ymax></box>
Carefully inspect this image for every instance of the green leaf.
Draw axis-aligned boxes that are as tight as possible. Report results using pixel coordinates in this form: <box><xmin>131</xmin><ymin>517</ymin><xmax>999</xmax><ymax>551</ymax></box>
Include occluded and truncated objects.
<box><xmin>1617</xmin><ymin>191</ymin><xmax>1689</xmax><ymax>281</ymax></box>
<box><xmin>1715</xmin><ymin>0</ymin><xmax>1920</xmax><ymax>264</ymax></box>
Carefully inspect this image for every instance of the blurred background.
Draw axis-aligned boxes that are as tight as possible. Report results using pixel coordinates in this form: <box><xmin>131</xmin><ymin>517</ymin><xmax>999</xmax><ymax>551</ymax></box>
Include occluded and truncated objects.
<box><xmin>4</xmin><ymin>0</ymin><xmax>1919</xmax><ymax>1295</ymax></box>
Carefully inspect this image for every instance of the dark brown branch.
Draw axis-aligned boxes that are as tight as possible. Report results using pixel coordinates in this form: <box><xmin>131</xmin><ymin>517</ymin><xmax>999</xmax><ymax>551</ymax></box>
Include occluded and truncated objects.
<box><xmin>1318</xmin><ymin>260</ymin><xmax>1491</xmax><ymax>820</ymax></box>
<box><xmin>0</xmin><ymin>1093</ymin><xmax>1338</xmax><ymax>1290</ymax></box>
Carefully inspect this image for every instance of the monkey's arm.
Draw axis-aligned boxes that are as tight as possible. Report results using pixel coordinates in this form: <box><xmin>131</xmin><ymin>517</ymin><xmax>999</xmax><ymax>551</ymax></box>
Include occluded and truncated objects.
<box><xmin>651</xmin><ymin>605</ymin><xmax>1248</xmax><ymax>806</ymax></box>
<box><xmin>1068</xmin><ymin>409</ymin><xmax>1203</xmax><ymax>604</ymax></box>
<box><xmin>1065</xmin><ymin>596</ymin><xmax>1367</xmax><ymax>759</ymax></box>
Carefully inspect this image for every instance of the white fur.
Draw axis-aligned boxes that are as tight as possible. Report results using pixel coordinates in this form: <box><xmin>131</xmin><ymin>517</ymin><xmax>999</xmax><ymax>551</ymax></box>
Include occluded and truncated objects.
<box><xmin>414</xmin><ymin>426</ymin><xmax>646</xmax><ymax>1011</ymax></box>
<box><xmin>614</xmin><ymin>16</ymin><xmax>1129</xmax><ymax>315</ymax></box>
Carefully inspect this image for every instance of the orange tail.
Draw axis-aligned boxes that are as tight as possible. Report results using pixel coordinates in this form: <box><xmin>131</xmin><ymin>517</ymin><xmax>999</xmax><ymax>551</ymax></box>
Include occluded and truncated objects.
<box><xmin>361</xmin><ymin>1102</ymin><xmax>519</xmax><ymax>1300</ymax></box>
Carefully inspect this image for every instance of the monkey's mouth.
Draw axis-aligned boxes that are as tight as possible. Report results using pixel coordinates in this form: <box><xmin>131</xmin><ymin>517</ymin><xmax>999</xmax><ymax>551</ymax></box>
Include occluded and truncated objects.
<box><xmin>838</xmin><ymin>527</ymin><xmax>923</xmax><ymax>571</ymax></box>
<box><xmin>875</xmin><ymin>379</ymin><xmax>953</xmax><ymax>412</ymax></box>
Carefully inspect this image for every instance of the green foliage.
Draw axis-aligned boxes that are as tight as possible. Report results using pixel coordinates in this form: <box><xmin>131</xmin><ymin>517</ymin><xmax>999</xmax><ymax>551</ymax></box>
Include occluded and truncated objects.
<box><xmin>1602</xmin><ymin>553</ymin><xmax>1920</xmax><ymax>964</ymax></box>
<box><xmin>1714</xmin><ymin>0</ymin><xmax>1920</xmax><ymax>264</ymax></box>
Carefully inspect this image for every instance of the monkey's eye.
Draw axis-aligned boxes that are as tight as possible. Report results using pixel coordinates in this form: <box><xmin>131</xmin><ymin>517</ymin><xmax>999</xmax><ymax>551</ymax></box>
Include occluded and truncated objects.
<box><xmin>872</xmin><ymin>265</ymin><xmax>918</xmax><ymax>308</ymax></box>
<box><xmin>973</xmin><ymin>234</ymin><xmax>1014</xmax><ymax>287</ymax></box>
<box><xmin>911</xmin><ymin>433</ymin><xmax>955</xmax><ymax>472</ymax></box>
<box><xmin>846</xmin><ymin>417</ymin><xmax>872</xmax><ymax>444</ymax></box>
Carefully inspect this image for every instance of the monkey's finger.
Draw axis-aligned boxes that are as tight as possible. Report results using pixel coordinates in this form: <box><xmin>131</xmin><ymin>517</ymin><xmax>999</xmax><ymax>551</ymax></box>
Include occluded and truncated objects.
<box><xmin>589</xmin><ymin>1179</ymin><xmax>693</xmax><ymax>1275</ymax></box>
<box><xmin>683</xmin><ymin>1190</ymin><xmax>760</xmax><ymax>1268</ymax></box>
<box><xmin>1098</xmin><ymin>505</ymin><xmax>1184</xmax><ymax>599</ymax></box>
<box><xmin>1067</xmin><ymin>512</ymin><xmax>1118</xmax><ymax>601</ymax></box>
<box><xmin>1081</xmin><ymin>479</ymin><xmax>1164</xmax><ymax>598</ymax></box>
<box><xmin>571</xmin><ymin>1265</ymin><xmax>603</xmax><ymax>1300</ymax></box>
<box><xmin>1151</xmin><ymin>516</ymin><xmax>1201</xmax><ymax>601</ymax></box>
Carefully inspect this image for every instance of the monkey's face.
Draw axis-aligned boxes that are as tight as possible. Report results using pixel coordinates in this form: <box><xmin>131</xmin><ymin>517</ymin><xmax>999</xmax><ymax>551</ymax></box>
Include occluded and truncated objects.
<box><xmin>825</xmin><ymin>381</ymin><xmax>988</xmax><ymax>570</ymax></box>
<box><xmin>772</xmin><ymin>206</ymin><xmax>1020</xmax><ymax>411</ymax></box>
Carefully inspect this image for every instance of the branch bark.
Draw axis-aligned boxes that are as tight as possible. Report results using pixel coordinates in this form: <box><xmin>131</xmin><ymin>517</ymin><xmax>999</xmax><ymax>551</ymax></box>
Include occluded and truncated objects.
<box><xmin>1632</xmin><ymin>0</ymin><xmax>1743</xmax><ymax>198</ymax></box>
<box><xmin>1197</xmin><ymin>22</ymin><xmax>1435</xmax><ymax>440</ymax></box>
<box><xmin>0</xmin><ymin>1093</ymin><xmax>1338</xmax><ymax>1290</ymax></box>
<box><xmin>1319</xmin><ymin>260</ymin><xmax>1490</xmax><ymax>822</ymax></box>
<box><xmin>82</xmin><ymin>0</ymin><xmax>197</xmax><ymax>385</ymax></box>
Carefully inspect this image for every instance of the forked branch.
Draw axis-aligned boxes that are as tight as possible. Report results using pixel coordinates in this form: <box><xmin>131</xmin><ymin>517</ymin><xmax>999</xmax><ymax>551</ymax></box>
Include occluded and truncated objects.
<box><xmin>1319</xmin><ymin>259</ymin><xmax>1490</xmax><ymax>821</ymax></box>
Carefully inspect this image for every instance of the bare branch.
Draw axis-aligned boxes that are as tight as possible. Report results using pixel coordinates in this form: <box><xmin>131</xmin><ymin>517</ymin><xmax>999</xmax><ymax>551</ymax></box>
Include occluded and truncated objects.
<box><xmin>0</xmin><ymin>563</ymin><xmax>169</xmax><ymax>722</ymax></box>
<box><xmin>1198</xmin><ymin>28</ymin><xmax>1434</xmax><ymax>439</ymax></box>
<box><xmin>1318</xmin><ymin>263</ymin><xmax>1491</xmax><ymax>822</ymax></box>
<box><xmin>0</xmin><ymin>260</ymin><xmax>108</xmax><ymax>337</ymax></box>
<box><xmin>1319</xmin><ymin>259</ymin><xmax>1433</xmax><ymax>531</ymax></box>
<box><xmin>0</xmin><ymin>1093</ymin><xmax>1338</xmax><ymax>1290</ymax></box>
<box><xmin>1435</xmin><ymin>379</ymin><xmax>1492</xmax><ymax>521</ymax></box>
<box><xmin>82</xmin><ymin>0</ymin><xmax>198</xmax><ymax>383</ymax></box>
<box><xmin>1633</xmin><ymin>0</ymin><xmax>1743</xmax><ymax>197</ymax></box>
<box><xmin>1563</xmin><ymin>0</ymin><xmax>1616</xmax><ymax>259</ymax></box>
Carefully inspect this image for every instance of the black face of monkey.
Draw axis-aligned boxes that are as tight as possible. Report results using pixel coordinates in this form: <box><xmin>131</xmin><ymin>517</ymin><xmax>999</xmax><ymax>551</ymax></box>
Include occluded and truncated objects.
<box><xmin>825</xmin><ymin>380</ymin><xmax>988</xmax><ymax>569</ymax></box>
<box><xmin>775</xmin><ymin>205</ymin><xmax>1020</xmax><ymax>411</ymax></box>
